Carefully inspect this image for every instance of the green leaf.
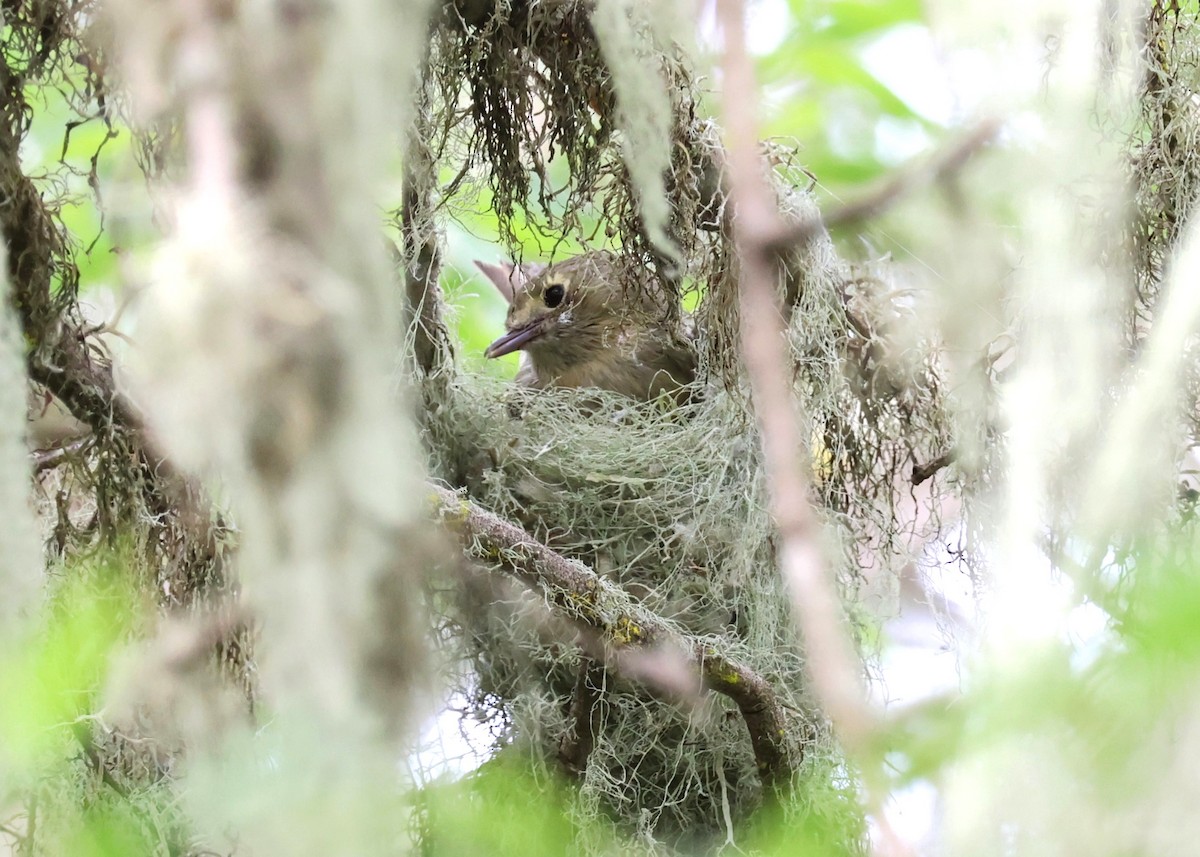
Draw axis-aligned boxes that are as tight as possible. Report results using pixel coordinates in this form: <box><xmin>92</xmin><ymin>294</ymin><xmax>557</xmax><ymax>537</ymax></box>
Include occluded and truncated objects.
<box><xmin>419</xmin><ymin>754</ymin><xmax>582</xmax><ymax>856</ymax></box>
<box><xmin>0</xmin><ymin>557</ymin><xmax>139</xmax><ymax>773</ymax></box>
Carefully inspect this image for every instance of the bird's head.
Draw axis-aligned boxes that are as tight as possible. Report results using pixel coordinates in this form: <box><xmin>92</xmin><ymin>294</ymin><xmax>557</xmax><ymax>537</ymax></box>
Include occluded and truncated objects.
<box><xmin>477</xmin><ymin>253</ymin><xmax>631</xmax><ymax>367</ymax></box>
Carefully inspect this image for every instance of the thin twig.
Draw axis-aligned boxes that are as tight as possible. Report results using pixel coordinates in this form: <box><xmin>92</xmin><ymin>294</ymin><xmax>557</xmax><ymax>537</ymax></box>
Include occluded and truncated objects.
<box><xmin>912</xmin><ymin>448</ymin><xmax>956</xmax><ymax>486</ymax></box>
<box><xmin>401</xmin><ymin>146</ymin><xmax>455</xmax><ymax>377</ymax></box>
<box><xmin>716</xmin><ymin>0</ymin><xmax>911</xmax><ymax>852</ymax></box>
<box><xmin>32</xmin><ymin>437</ymin><xmax>89</xmax><ymax>474</ymax></box>
<box><xmin>770</xmin><ymin>117</ymin><xmax>1003</xmax><ymax>253</ymax></box>
<box><xmin>429</xmin><ymin>484</ymin><xmax>798</xmax><ymax>793</ymax></box>
<box><xmin>558</xmin><ymin>658</ymin><xmax>607</xmax><ymax>778</ymax></box>
<box><xmin>716</xmin><ymin>0</ymin><xmax>875</xmax><ymax>752</ymax></box>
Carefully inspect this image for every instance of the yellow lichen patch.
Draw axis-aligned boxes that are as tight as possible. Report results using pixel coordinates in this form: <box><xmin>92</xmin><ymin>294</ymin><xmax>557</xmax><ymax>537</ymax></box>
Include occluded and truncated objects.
<box><xmin>610</xmin><ymin>614</ymin><xmax>645</xmax><ymax>646</ymax></box>
<box><xmin>700</xmin><ymin>651</ymin><xmax>742</xmax><ymax>687</ymax></box>
<box><xmin>707</xmin><ymin>664</ymin><xmax>741</xmax><ymax>688</ymax></box>
<box><xmin>560</xmin><ymin>588</ymin><xmax>604</xmax><ymax>627</ymax></box>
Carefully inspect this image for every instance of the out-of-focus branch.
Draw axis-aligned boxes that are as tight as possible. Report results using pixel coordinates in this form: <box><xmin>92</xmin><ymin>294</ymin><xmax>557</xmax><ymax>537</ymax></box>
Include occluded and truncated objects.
<box><xmin>716</xmin><ymin>0</ymin><xmax>875</xmax><ymax>752</ymax></box>
<box><xmin>133</xmin><ymin>0</ymin><xmax>437</xmax><ymax>730</ymax></box>
<box><xmin>769</xmin><ymin>118</ymin><xmax>1002</xmax><ymax>252</ymax></box>
<box><xmin>558</xmin><ymin>659</ymin><xmax>606</xmax><ymax>777</ymax></box>
<box><xmin>716</xmin><ymin>0</ymin><xmax>908</xmax><ymax>850</ymax></box>
<box><xmin>430</xmin><ymin>484</ymin><xmax>797</xmax><ymax>793</ymax></box>
<box><xmin>912</xmin><ymin>449</ymin><xmax>957</xmax><ymax>486</ymax></box>
<box><xmin>32</xmin><ymin>438</ymin><xmax>89</xmax><ymax>474</ymax></box>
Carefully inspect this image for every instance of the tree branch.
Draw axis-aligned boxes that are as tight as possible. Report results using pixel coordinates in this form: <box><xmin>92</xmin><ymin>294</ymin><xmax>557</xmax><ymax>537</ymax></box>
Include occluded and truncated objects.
<box><xmin>716</xmin><ymin>0</ymin><xmax>911</xmax><ymax>852</ymax></box>
<box><xmin>912</xmin><ymin>448</ymin><xmax>956</xmax><ymax>486</ymax></box>
<box><xmin>0</xmin><ymin>140</ymin><xmax>223</xmax><ymax>598</ymax></box>
<box><xmin>401</xmin><ymin>146</ymin><xmax>455</xmax><ymax>378</ymax></box>
<box><xmin>429</xmin><ymin>484</ymin><xmax>797</xmax><ymax>793</ymax></box>
<box><xmin>716</xmin><ymin>0</ymin><xmax>874</xmax><ymax>752</ymax></box>
<box><xmin>557</xmin><ymin>658</ymin><xmax>607</xmax><ymax>778</ymax></box>
<box><xmin>768</xmin><ymin>118</ymin><xmax>1002</xmax><ymax>253</ymax></box>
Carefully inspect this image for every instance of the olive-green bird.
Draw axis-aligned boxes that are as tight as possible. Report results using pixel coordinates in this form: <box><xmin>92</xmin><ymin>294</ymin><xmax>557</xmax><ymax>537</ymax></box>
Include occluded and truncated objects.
<box><xmin>476</xmin><ymin>252</ymin><xmax>696</xmax><ymax>403</ymax></box>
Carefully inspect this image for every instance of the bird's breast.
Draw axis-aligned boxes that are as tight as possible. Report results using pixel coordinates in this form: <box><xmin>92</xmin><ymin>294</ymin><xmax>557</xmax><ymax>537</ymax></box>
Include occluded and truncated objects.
<box><xmin>523</xmin><ymin>334</ymin><xmax>694</xmax><ymax>402</ymax></box>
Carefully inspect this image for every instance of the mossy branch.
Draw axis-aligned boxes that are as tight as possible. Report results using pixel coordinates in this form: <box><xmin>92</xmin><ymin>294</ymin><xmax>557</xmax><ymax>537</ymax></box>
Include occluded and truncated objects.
<box><xmin>0</xmin><ymin>154</ymin><xmax>222</xmax><ymax>598</ymax></box>
<box><xmin>429</xmin><ymin>483</ymin><xmax>797</xmax><ymax>793</ymax></box>
<box><xmin>400</xmin><ymin>91</ymin><xmax>454</xmax><ymax>379</ymax></box>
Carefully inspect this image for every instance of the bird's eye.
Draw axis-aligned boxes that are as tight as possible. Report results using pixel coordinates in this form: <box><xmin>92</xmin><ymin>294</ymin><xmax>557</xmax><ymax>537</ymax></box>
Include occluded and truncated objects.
<box><xmin>544</xmin><ymin>284</ymin><xmax>565</xmax><ymax>308</ymax></box>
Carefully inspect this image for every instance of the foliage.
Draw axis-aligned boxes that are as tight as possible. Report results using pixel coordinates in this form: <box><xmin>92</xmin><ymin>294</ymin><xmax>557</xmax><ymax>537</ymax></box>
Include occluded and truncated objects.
<box><xmin>417</xmin><ymin>754</ymin><xmax>582</xmax><ymax>857</ymax></box>
<box><xmin>756</xmin><ymin>0</ymin><xmax>935</xmax><ymax>193</ymax></box>
<box><xmin>5</xmin><ymin>0</ymin><xmax>1200</xmax><ymax>855</ymax></box>
<box><xmin>0</xmin><ymin>553</ymin><xmax>179</xmax><ymax>856</ymax></box>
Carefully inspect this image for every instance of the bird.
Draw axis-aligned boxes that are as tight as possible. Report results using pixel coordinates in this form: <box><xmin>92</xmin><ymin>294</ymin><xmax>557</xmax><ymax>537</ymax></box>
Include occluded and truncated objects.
<box><xmin>475</xmin><ymin>252</ymin><xmax>695</xmax><ymax>403</ymax></box>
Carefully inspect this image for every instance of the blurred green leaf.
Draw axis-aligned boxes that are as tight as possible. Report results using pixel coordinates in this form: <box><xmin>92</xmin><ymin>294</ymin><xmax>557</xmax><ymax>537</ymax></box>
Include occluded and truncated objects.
<box><xmin>757</xmin><ymin>0</ymin><xmax>943</xmax><ymax>203</ymax></box>
<box><xmin>62</xmin><ymin>800</ymin><xmax>161</xmax><ymax>857</ymax></box>
<box><xmin>742</xmin><ymin>797</ymin><xmax>865</xmax><ymax>857</ymax></box>
<box><xmin>0</xmin><ymin>556</ymin><xmax>139</xmax><ymax>773</ymax></box>
<box><xmin>419</xmin><ymin>753</ymin><xmax>581</xmax><ymax>856</ymax></box>
<box><xmin>810</xmin><ymin>0</ymin><xmax>922</xmax><ymax>39</ymax></box>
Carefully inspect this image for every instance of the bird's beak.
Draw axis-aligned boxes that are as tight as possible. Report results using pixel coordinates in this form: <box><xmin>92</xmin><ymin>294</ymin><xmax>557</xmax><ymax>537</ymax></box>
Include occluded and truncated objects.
<box><xmin>485</xmin><ymin>321</ymin><xmax>543</xmax><ymax>359</ymax></box>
